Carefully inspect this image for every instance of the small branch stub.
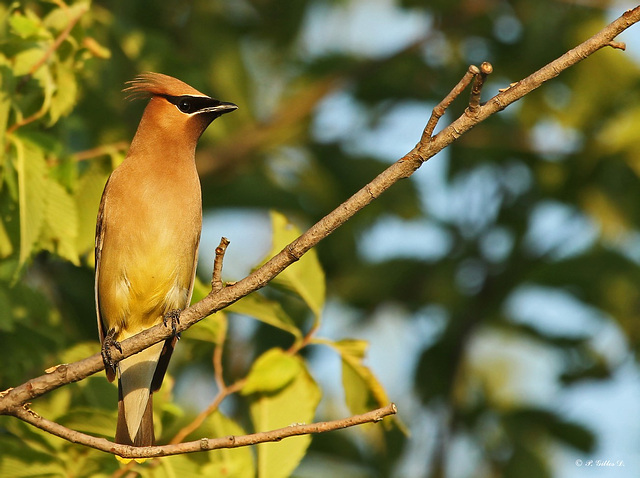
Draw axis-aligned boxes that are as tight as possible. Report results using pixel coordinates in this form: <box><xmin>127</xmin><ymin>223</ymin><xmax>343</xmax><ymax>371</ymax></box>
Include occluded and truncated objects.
<box><xmin>607</xmin><ymin>40</ymin><xmax>626</xmax><ymax>50</ymax></box>
<box><xmin>211</xmin><ymin>237</ymin><xmax>230</xmax><ymax>293</ymax></box>
<box><xmin>468</xmin><ymin>61</ymin><xmax>493</xmax><ymax>112</ymax></box>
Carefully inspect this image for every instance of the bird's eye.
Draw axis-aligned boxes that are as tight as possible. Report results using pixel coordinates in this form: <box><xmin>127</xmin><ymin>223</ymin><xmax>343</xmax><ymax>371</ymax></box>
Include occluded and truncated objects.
<box><xmin>178</xmin><ymin>99</ymin><xmax>192</xmax><ymax>113</ymax></box>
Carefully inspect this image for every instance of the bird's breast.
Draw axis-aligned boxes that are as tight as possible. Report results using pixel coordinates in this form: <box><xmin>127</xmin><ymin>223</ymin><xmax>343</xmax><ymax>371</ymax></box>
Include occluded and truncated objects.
<box><xmin>97</xmin><ymin>159</ymin><xmax>202</xmax><ymax>337</ymax></box>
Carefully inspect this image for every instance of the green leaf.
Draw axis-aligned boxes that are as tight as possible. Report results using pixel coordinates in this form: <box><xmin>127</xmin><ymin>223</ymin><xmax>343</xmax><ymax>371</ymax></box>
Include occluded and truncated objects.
<box><xmin>227</xmin><ymin>291</ymin><xmax>302</xmax><ymax>339</ymax></box>
<box><xmin>34</xmin><ymin>387</ymin><xmax>73</xmax><ymax>424</ymax></box>
<box><xmin>74</xmin><ymin>162</ymin><xmax>109</xmax><ymax>258</ymax></box>
<box><xmin>49</xmin><ymin>64</ymin><xmax>78</xmax><ymax>126</ymax></box>
<box><xmin>149</xmin><ymin>411</ymin><xmax>254</xmax><ymax>478</ymax></box>
<box><xmin>262</xmin><ymin>210</ymin><xmax>325</xmax><ymax>322</ymax></box>
<box><xmin>43</xmin><ymin>2</ymin><xmax>88</xmax><ymax>32</ymax></box>
<box><xmin>58</xmin><ymin>341</ymin><xmax>98</xmax><ymax>365</ymax></box>
<box><xmin>250</xmin><ymin>355</ymin><xmax>321</xmax><ymax>478</ymax></box>
<box><xmin>13</xmin><ymin>136</ymin><xmax>48</xmax><ymax>267</ymax></box>
<box><xmin>58</xmin><ymin>408</ymin><xmax>115</xmax><ymax>438</ymax></box>
<box><xmin>0</xmin><ymin>54</ymin><xmax>12</xmax><ymax>155</ymax></box>
<box><xmin>0</xmin><ymin>435</ymin><xmax>65</xmax><ymax>478</ymax></box>
<box><xmin>241</xmin><ymin>348</ymin><xmax>300</xmax><ymax>395</ymax></box>
<box><xmin>11</xmin><ymin>46</ymin><xmax>46</xmax><ymax>78</ymax></box>
<box><xmin>153</xmin><ymin>454</ymin><xmax>204</xmax><ymax>478</ymax></box>
<box><xmin>182</xmin><ymin>312</ymin><xmax>227</xmax><ymax>345</ymax></box>
<box><xmin>334</xmin><ymin>339</ymin><xmax>390</xmax><ymax>416</ymax></box>
<box><xmin>8</xmin><ymin>12</ymin><xmax>41</xmax><ymax>38</ymax></box>
<box><xmin>333</xmin><ymin>338</ymin><xmax>369</xmax><ymax>359</ymax></box>
<box><xmin>200</xmin><ymin>412</ymin><xmax>255</xmax><ymax>478</ymax></box>
<box><xmin>548</xmin><ymin>418</ymin><xmax>595</xmax><ymax>453</ymax></box>
<box><xmin>48</xmin><ymin>63</ymin><xmax>78</xmax><ymax>125</ymax></box>
<box><xmin>0</xmin><ymin>215</ymin><xmax>13</xmax><ymax>258</ymax></box>
<box><xmin>39</xmin><ymin>179</ymin><xmax>79</xmax><ymax>264</ymax></box>
<box><xmin>504</xmin><ymin>443</ymin><xmax>551</xmax><ymax>478</ymax></box>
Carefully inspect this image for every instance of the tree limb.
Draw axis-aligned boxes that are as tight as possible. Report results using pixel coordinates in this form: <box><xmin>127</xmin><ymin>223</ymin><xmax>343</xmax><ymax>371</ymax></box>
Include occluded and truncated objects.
<box><xmin>9</xmin><ymin>401</ymin><xmax>396</xmax><ymax>459</ymax></box>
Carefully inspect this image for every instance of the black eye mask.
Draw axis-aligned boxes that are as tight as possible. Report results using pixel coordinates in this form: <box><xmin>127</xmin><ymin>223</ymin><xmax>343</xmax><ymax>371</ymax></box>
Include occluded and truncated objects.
<box><xmin>161</xmin><ymin>94</ymin><xmax>225</xmax><ymax>114</ymax></box>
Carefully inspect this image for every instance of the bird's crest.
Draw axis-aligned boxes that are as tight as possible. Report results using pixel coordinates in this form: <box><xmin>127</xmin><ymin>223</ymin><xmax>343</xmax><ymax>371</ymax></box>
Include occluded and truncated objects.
<box><xmin>123</xmin><ymin>72</ymin><xmax>206</xmax><ymax>100</ymax></box>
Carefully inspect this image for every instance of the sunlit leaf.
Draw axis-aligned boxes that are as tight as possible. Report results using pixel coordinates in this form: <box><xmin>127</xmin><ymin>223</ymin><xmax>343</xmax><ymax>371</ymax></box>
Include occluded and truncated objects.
<box><xmin>81</xmin><ymin>37</ymin><xmax>112</xmax><ymax>60</ymax></box>
<box><xmin>261</xmin><ymin>211</ymin><xmax>325</xmax><ymax>322</ymax></box>
<box><xmin>227</xmin><ymin>291</ymin><xmax>302</xmax><ymax>339</ymax></box>
<box><xmin>57</xmin><ymin>341</ymin><xmax>98</xmax><ymax>365</ymax></box>
<box><xmin>8</xmin><ymin>12</ymin><xmax>41</xmax><ymax>38</ymax></box>
<box><xmin>0</xmin><ymin>54</ymin><xmax>12</xmax><ymax>155</ymax></box>
<box><xmin>58</xmin><ymin>409</ymin><xmax>115</xmax><ymax>438</ymax></box>
<box><xmin>74</xmin><ymin>162</ymin><xmax>109</xmax><ymax>259</ymax></box>
<box><xmin>334</xmin><ymin>339</ymin><xmax>390</xmax><ymax>417</ymax></box>
<box><xmin>241</xmin><ymin>348</ymin><xmax>300</xmax><ymax>395</ymax></box>
<box><xmin>250</xmin><ymin>355</ymin><xmax>321</xmax><ymax>478</ymax></box>
<box><xmin>13</xmin><ymin>136</ymin><xmax>48</xmax><ymax>266</ymax></box>
<box><xmin>48</xmin><ymin>63</ymin><xmax>78</xmax><ymax>125</ymax></box>
<box><xmin>43</xmin><ymin>2</ymin><xmax>88</xmax><ymax>33</ymax></box>
<box><xmin>11</xmin><ymin>46</ymin><xmax>46</xmax><ymax>78</ymax></box>
<box><xmin>40</xmin><ymin>179</ymin><xmax>80</xmax><ymax>264</ymax></box>
<box><xmin>182</xmin><ymin>311</ymin><xmax>227</xmax><ymax>345</ymax></box>
<box><xmin>0</xmin><ymin>216</ymin><xmax>13</xmax><ymax>258</ymax></box>
<box><xmin>333</xmin><ymin>338</ymin><xmax>368</xmax><ymax>359</ymax></box>
<box><xmin>153</xmin><ymin>454</ymin><xmax>203</xmax><ymax>478</ymax></box>
<box><xmin>0</xmin><ymin>435</ymin><xmax>65</xmax><ymax>478</ymax></box>
<box><xmin>199</xmin><ymin>412</ymin><xmax>255</xmax><ymax>478</ymax></box>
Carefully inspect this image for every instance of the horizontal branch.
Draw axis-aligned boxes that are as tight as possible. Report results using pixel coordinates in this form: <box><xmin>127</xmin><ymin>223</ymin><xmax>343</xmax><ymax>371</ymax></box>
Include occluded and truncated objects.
<box><xmin>1</xmin><ymin>4</ymin><xmax>639</xmax><ymax>423</ymax></box>
<box><xmin>10</xmin><ymin>401</ymin><xmax>397</xmax><ymax>459</ymax></box>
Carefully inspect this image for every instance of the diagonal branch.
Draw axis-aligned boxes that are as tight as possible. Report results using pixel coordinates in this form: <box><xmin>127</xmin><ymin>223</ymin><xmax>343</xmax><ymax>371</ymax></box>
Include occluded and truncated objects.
<box><xmin>1</xmin><ymin>3</ymin><xmax>639</xmax><ymax>448</ymax></box>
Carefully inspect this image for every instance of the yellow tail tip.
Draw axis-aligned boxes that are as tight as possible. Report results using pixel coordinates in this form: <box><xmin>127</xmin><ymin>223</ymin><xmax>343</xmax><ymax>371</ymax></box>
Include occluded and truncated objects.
<box><xmin>115</xmin><ymin>455</ymin><xmax>147</xmax><ymax>464</ymax></box>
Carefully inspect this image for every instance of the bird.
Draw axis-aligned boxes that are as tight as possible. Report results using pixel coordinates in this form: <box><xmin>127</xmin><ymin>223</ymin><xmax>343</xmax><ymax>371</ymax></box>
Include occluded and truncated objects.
<box><xmin>94</xmin><ymin>72</ymin><xmax>237</xmax><ymax>447</ymax></box>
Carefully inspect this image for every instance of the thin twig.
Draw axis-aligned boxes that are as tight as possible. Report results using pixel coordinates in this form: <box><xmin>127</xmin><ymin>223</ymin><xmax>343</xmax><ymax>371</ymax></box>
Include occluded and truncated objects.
<box><xmin>169</xmin><ymin>379</ymin><xmax>245</xmax><ymax>446</ymax></box>
<box><xmin>72</xmin><ymin>141</ymin><xmax>130</xmax><ymax>161</ymax></box>
<box><xmin>9</xmin><ymin>401</ymin><xmax>396</xmax><ymax>459</ymax></box>
<box><xmin>288</xmin><ymin>322</ymin><xmax>320</xmax><ymax>355</ymax></box>
<box><xmin>420</xmin><ymin>65</ymin><xmax>479</xmax><ymax>143</ymax></box>
<box><xmin>211</xmin><ymin>237</ymin><xmax>230</xmax><ymax>293</ymax></box>
<box><xmin>212</xmin><ymin>337</ymin><xmax>226</xmax><ymax>392</ymax></box>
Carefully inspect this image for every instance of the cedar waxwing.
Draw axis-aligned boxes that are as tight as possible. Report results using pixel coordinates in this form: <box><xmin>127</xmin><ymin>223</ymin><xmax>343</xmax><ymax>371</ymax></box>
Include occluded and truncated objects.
<box><xmin>95</xmin><ymin>72</ymin><xmax>237</xmax><ymax>447</ymax></box>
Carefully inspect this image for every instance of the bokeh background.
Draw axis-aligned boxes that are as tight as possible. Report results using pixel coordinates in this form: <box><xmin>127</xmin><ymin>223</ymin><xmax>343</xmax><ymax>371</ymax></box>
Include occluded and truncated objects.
<box><xmin>2</xmin><ymin>0</ymin><xmax>640</xmax><ymax>477</ymax></box>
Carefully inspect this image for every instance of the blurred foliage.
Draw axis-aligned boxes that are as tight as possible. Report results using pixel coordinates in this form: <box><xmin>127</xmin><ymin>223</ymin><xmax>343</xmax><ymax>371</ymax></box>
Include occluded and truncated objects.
<box><xmin>1</xmin><ymin>0</ymin><xmax>639</xmax><ymax>477</ymax></box>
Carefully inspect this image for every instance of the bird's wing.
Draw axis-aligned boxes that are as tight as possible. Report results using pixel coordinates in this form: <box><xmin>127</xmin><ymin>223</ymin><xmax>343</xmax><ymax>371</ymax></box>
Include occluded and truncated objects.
<box><xmin>94</xmin><ymin>175</ymin><xmax>116</xmax><ymax>382</ymax></box>
<box><xmin>185</xmin><ymin>231</ymin><xmax>202</xmax><ymax>308</ymax></box>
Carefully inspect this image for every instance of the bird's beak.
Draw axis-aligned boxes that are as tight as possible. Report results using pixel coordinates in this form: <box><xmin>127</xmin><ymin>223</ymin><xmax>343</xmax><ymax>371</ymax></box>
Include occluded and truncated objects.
<box><xmin>201</xmin><ymin>101</ymin><xmax>238</xmax><ymax>115</ymax></box>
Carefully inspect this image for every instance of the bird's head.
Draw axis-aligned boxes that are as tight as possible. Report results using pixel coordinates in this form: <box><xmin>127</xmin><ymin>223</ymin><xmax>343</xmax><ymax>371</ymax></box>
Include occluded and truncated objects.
<box><xmin>124</xmin><ymin>72</ymin><xmax>237</xmax><ymax>149</ymax></box>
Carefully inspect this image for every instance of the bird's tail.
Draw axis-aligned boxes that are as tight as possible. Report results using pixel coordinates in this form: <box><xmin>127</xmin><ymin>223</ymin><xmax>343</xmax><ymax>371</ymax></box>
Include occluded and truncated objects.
<box><xmin>116</xmin><ymin>387</ymin><xmax>155</xmax><ymax>446</ymax></box>
<box><xmin>115</xmin><ymin>341</ymin><xmax>164</xmax><ymax>446</ymax></box>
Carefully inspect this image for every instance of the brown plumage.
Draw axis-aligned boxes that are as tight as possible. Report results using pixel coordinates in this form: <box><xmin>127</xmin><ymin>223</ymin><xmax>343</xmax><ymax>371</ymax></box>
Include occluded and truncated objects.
<box><xmin>95</xmin><ymin>72</ymin><xmax>237</xmax><ymax>447</ymax></box>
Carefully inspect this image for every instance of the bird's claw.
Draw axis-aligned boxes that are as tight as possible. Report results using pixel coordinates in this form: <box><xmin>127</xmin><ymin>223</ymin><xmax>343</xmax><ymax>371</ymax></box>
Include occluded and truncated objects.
<box><xmin>101</xmin><ymin>329</ymin><xmax>122</xmax><ymax>374</ymax></box>
<box><xmin>163</xmin><ymin>309</ymin><xmax>181</xmax><ymax>338</ymax></box>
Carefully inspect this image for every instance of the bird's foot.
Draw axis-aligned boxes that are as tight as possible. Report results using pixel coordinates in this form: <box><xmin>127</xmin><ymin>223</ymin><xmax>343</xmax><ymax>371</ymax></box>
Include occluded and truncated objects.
<box><xmin>101</xmin><ymin>328</ymin><xmax>122</xmax><ymax>375</ymax></box>
<box><xmin>163</xmin><ymin>309</ymin><xmax>181</xmax><ymax>338</ymax></box>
